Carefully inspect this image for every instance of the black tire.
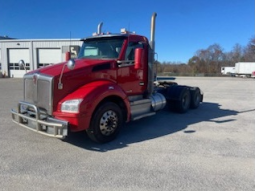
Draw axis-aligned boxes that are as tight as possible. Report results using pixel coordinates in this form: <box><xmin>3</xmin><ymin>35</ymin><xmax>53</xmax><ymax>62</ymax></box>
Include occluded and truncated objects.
<box><xmin>190</xmin><ymin>87</ymin><xmax>202</xmax><ymax>109</ymax></box>
<box><xmin>175</xmin><ymin>87</ymin><xmax>191</xmax><ymax>113</ymax></box>
<box><xmin>86</xmin><ymin>102</ymin><xmax>123</xmax><ymax>143</ymax></box>
<box><xmin>167</xmin><ymin>86</ymin><xmax>191</xmax><ymax>113</ymax></box>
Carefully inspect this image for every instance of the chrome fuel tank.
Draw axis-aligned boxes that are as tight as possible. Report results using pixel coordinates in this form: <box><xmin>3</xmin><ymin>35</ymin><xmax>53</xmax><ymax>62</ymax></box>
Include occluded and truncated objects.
<box><xmin>150</xmin><ymin>93</ymin><xmax>166</xmax><ymax>111</ymax></box>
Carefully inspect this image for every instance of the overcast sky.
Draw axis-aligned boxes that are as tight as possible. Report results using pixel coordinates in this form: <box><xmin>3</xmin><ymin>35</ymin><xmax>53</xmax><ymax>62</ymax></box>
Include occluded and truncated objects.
<box><xmin>0</xmin><ymin>0</ymin><xmax>254</xmax><ymax>63</ymax></box>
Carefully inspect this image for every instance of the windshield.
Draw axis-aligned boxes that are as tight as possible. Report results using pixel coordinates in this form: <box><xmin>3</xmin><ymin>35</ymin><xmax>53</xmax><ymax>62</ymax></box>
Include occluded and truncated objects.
<box><xmin>78</xmin><ymin>37</ymin><xmax>125</xmax><ymax>59</ymax></box>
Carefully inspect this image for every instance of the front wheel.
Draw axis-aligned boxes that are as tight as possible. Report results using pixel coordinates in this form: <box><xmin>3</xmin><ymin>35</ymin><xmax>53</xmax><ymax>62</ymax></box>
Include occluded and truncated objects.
<box><xmin>86</xmin><ymin>102</ymin><xmax>123</xmax><ymax>143</ymax></box>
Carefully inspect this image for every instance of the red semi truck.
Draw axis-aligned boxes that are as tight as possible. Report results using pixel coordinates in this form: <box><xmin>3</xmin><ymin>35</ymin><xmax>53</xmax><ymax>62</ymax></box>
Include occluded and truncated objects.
<box><xmin>11</xmin><ymin>13</ymin><xmax>203</xmax><ymax>143</ymax></box>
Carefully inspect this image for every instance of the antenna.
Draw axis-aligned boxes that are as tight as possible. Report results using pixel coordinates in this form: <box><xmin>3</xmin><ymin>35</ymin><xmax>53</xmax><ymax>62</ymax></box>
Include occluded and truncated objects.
<box><xmin>69</xmin><ymin>31</ymin><xmax>72</xmax><ymax>54</ymax></box>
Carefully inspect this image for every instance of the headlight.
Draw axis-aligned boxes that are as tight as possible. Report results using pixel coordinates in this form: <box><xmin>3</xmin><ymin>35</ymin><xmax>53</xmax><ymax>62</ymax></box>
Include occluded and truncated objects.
<box><xmin>61</xmin><ymin>99</ymin><xmax>82</xmax><ymax>113</ymax></box>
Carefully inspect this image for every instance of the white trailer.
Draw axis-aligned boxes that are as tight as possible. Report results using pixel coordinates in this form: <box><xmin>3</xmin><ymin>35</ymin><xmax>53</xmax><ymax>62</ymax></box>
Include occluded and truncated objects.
<box><xmin>235</xmin><ymin>62</ymin><xmax>255</xmax><ymax>77</ymax></box>
<box><xmin>221</xmin><ymin>66</ymin><xmax>235</xmax><ymax>75</ymax></box>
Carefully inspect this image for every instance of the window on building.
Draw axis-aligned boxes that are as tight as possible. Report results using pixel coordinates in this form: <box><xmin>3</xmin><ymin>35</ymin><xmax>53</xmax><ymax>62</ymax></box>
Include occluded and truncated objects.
<box><xmin>9</xmin><ymin>62</ymin><xmax>30</xmax><ymax>70</ymax></box>
<box><xmin>38</xmin><ymin>63</ymin><xmax>50</xmax><ymax>68</ymax></box>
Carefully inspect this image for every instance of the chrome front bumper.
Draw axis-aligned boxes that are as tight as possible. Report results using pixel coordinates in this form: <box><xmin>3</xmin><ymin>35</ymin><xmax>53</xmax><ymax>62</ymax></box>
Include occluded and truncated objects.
<box><xmin>11</xmin><ymin>101</ymin><xmax>68</xmax><ymax>138</ymax></box>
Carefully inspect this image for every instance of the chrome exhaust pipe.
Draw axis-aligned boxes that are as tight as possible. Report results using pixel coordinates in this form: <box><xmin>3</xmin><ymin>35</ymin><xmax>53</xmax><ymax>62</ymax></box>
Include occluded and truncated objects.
<box><xmin>97</xmin><ymin>22</ymin><xmax>103</xmax><ymax>34</ymax></box>
<box><xmin>150</xmin><ymin>12</ymin><xmax>157</xmax><ymax>52</ymax></box>
<box><xmin>148</xmin><ymin>13</ymin><xmax>157</xmax><ymax>96</ymax></box>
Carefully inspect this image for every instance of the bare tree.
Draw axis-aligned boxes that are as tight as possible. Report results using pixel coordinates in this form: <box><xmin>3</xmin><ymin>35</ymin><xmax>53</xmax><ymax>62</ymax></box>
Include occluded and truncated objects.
<box><xmin>244</xmin><ymin>36</ymin><xmax>255</xmax><ymax>61</ymax></box>
<box><xmin>231</xmin><ymin>43</ymin><xmax>244</xmax><ymax>63</ymax></box>
<box><xmin>156</xmin><ymin>36</ymin><xmax>254</xmax><ymax>76</ymax></box>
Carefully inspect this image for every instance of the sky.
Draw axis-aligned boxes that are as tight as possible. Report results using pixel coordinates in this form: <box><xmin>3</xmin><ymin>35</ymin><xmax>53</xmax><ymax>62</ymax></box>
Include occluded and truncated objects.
<box><xmin>0</xmin><ymin>0</ymin><xmax>254</xmax><ymax>63</ymax></box>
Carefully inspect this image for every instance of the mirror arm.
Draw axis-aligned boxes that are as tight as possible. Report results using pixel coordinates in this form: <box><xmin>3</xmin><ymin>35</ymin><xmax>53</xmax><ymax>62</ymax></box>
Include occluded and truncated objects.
<box><xmin>58</xmin><ymin>64</ymin><xmax>66</xmax><ymax>90</ymax></box>
<box><xmin>58</xmin><ymin>59</ymin><xmax>76</xmax><ymax>90</ymax></box>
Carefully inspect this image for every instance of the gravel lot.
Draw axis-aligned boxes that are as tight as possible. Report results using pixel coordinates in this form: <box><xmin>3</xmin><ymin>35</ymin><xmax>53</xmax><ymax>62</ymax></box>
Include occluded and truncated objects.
<box><xmin>0</xmin><ymin>77</ymin><xmax>254</xmax><ymax>191</ymax></box>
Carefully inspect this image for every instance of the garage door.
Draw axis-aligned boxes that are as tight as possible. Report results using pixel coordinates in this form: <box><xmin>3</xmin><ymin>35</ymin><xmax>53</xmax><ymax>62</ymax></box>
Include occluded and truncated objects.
<box><xmin>8</xmin><ymin>49</ymin><xmax>30</xmax><ymax>78</ymax></box>
<box><xmin>37</xmin><ymin>49</ymin><xmax>61</xmax><ymax>68</ymax></box>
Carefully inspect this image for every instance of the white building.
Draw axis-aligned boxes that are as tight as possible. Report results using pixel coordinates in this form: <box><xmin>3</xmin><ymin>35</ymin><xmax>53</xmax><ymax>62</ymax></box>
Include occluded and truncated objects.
<box><xmin>0</xmin><ymin>39</ymin><xmax>82</xmax><ymax>78</ymax></box>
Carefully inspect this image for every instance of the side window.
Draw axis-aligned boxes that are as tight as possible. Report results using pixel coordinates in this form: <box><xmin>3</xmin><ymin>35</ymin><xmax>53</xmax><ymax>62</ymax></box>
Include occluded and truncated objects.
<box><xmin>125</xmin><ymin>42</ymin><xmax>143</xmax><ymax>61</ymax></box>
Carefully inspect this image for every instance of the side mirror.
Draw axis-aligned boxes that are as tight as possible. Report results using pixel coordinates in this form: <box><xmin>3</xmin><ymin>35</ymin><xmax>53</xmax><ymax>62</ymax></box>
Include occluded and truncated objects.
<box><xmin>67</xmin><ymin>59</ymin><xmax>75</xmax><ymax>70</ymax></box>
<box><xmin>19</xmin><ymin>60</ymin><xmax>25</xmax><ymax>66</ymax></box>
<box><xmin>135</xmin><ymin>48</ymin><xmax>143</xmax><ymax>69</ymax></box>
<box><xmin>19</xmin><ymin>60</ymin><xmax>27</xmax><ymax>73</ymax></box>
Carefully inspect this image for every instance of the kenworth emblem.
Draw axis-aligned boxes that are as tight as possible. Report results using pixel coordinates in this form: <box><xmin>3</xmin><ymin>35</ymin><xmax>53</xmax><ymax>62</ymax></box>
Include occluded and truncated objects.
<box><xmin>33</xmin><ymin>74</ymin><xmax>38</xmax><ymax>85</ymax></box>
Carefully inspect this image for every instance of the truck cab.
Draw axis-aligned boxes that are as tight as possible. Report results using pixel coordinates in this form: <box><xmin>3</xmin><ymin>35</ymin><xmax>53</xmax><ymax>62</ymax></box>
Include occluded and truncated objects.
<box><xmin>78</xmin><ymin>33</ymin><xmax>149</xmax><ymax>96</ymax></box>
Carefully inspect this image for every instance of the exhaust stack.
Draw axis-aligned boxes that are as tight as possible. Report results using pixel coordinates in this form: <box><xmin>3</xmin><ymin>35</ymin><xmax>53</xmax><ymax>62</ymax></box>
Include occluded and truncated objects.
<box><xmin>148</xmin><ymin>12</ymin><xmax>157</xmax><ymax>96</ymax></box>
<box><xmin>150</xmin><ymin>12</ymin><xmax>157</xmax><ymax>53</ymax></box>
<box><xmin>97</xmin><ymin>22</ymin><xmax>103</xmax><ymax>34</ymax></box>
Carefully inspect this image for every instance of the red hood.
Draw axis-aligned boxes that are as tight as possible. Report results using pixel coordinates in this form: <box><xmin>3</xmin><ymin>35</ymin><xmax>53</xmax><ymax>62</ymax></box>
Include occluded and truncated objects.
<box><xmin>25</xmin><ymin>58</ymin><xmax>117</xmax><ymax>113</ymax></box>
<box><xmin>26</xmin><ymin>58</ymin><xmax>115</xmax><ymax>77</ymax></box>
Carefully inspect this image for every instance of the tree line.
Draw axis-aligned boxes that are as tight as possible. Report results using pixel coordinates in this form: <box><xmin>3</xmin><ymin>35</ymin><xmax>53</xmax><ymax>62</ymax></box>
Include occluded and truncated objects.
<box><xmin>156</xmin><ymin>36</ymin><xmax>255</xmax><ymax>76</ymax></box>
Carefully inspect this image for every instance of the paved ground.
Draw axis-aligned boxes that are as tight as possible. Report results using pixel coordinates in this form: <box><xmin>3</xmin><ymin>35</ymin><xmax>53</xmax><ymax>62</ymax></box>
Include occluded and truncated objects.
<box><xmin>0</xmin><ymin>77</ymin><xmax>254</xmax><ymax>191</ymax></box>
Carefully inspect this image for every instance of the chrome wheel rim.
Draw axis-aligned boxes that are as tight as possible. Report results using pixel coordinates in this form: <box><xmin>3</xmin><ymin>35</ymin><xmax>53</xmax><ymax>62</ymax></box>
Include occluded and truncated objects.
<box><xmin>99</xmin><ymin>110</ymin><xmax>118</xmax><ymax>136</ymax></box>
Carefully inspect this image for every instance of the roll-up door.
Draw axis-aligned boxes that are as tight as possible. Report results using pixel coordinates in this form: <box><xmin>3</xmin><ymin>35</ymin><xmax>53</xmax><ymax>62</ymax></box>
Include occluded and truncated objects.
<box><xmin>37</xmin><ymin>49</ymin><xmax>61</xmax><ymax>67</ymax></box>
<box><xmin>8</xmin><ymin>49</ymin><xmax>30</xmax><ymax>78</ymax></box>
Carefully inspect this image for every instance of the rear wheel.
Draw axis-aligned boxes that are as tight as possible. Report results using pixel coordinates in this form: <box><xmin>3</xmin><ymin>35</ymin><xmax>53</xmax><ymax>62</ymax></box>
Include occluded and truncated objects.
<box><xmin>167</xmin><ymin>86</ymin><xmax>191</xmax><ymax>113</ymax></box>
<box><xmin>86</xmin><ymin>102</ymin><xmax>123</xmax><ymax>143</ymax></box>
<box><xmin>190</xmin><ymin>87</ymin><xmax>202</xmax><ymax>109</ymax></box>
<box><xmin>176</xmin><ymin>87</ymin><xmax>191</xmax><ymax>113</ymax></box>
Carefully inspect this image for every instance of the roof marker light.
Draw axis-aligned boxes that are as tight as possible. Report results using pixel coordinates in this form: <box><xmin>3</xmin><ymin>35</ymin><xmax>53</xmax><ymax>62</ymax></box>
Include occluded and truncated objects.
<box><xmin>121</xmin><ymin>28</ymin><xmax>128</xmax><ymax>34</ymax></box>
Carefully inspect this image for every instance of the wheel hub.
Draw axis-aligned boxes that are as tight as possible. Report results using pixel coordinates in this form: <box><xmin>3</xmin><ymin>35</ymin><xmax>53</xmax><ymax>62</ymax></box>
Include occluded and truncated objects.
<box><xmin>99</xmin><ymin>110</ymin><xmax>118</xmax><ymax>136</ymax></box>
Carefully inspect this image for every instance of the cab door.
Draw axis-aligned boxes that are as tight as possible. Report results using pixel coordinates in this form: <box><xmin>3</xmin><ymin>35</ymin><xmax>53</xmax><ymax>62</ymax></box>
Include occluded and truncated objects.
<box><xmin>117</xmin><ymin>41</ymin><xmax>146</xmax><ymax>96</ymax></box>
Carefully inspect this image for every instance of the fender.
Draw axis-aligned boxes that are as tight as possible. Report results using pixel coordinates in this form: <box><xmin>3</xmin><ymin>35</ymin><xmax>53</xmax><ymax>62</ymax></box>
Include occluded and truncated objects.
<box><xmin>53</xmin><ymin>80</ymin><xmax>130</xmax><ymax>132</ymax></box>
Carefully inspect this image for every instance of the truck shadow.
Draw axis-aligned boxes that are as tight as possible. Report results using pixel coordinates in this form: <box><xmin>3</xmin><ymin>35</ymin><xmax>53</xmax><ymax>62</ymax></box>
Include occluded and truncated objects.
<box><xmin>64</xmin><ymin>102</ymin><xmax>253</xmax><ymax>151</ymax></box>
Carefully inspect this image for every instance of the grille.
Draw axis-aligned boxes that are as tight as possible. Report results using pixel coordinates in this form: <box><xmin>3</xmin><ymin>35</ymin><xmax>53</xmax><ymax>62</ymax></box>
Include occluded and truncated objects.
<box><xmin>24</xmin><ymin>74</ymin><xmax>54</xmax><ymax>115</ymax></box>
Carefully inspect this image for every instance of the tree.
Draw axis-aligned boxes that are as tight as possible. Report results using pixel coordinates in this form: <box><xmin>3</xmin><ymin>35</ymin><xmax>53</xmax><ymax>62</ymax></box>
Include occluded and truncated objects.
<box><xmin>231</xmin><ymin>43</ymin><xmax>244</xmax><ymax>63</ymax></box>
<box><xmin>190</xmin><ymin>44</ymin><xmax>225</xmax><ymax>74</ymax></box>
<box><xmin>156</xmin><ymin>36</ymin><xmax>254</xmax><ymax>76</ymax></box>
<box><xmin>188</xmin><ymin>56</ymin><xmax>201</xmax><ymax>74</ymax></box>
